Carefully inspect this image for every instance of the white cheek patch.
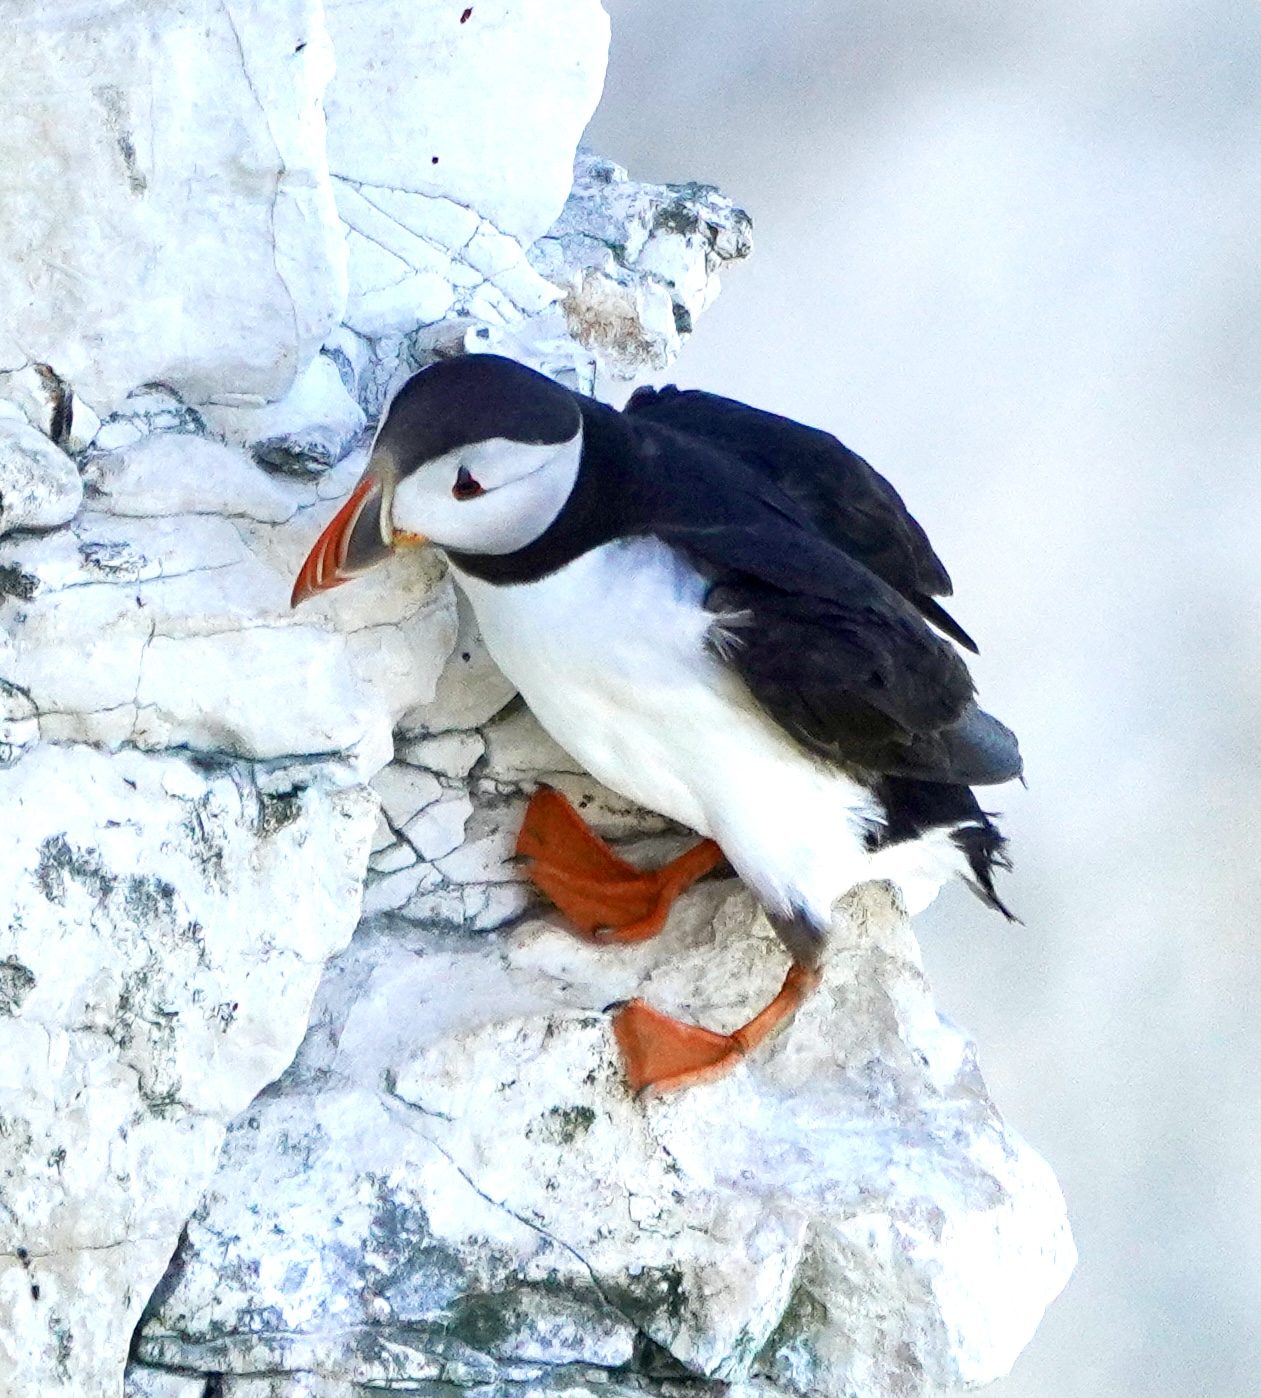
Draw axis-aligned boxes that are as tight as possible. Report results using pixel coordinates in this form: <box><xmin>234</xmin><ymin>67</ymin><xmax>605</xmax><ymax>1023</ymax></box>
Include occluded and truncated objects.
<box><xmin>462</xmin><ymin>437</ymin><xmax>572</xmax><ymax>491</ymax></box>
<box><xmin>391</xmin><ymin>464</ymin><xmax>450</xmax><ymax>524</ymax></box>
<box><xmin>388</xmin><ymin>430</ymin><xmax>583</xmax><ymax>556</ymax></box>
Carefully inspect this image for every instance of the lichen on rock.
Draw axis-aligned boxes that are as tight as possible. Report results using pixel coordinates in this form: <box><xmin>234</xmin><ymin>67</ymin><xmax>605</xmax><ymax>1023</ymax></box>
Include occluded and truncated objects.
<box><xmin>532</xmin><ymin>150</ymin><xmax>755</xmax><ymax>373</ymax></box>
<box><xmin>0</xmin><ymin>744</ymin><xmax>377</xmax><ymax>1394</ymax></box>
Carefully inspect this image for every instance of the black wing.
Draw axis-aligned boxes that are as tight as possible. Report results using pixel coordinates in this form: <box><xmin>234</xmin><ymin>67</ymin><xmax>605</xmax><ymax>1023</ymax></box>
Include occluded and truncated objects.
<box><xmin>660</xmin><ymin>517</ymin><xmax>1020</xmax><ymax>786</ymax></box>
<box><xmin>627</xmin><ymin>384</ymin><xmax>978</xmax><ymax>652</ymax></box>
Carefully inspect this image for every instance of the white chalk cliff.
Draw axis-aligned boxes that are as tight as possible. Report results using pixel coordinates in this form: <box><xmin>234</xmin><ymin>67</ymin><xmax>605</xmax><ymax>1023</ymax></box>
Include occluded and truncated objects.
<box><xmin>0</xmin><ymin>4</ymin><xmax>1073</xmax><ymax>1396</ymax></box>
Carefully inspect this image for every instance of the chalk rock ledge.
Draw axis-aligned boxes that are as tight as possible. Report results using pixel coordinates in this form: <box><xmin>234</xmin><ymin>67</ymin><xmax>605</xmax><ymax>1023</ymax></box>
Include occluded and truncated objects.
<box><xmin>0</xmin><ymin>744</ymin><xmax>378</xmax><ymax>1396</ymax></box>
<box><xmin>132</xmin><ymin>879</ymin><xmax>1075</xmax><ymax>1397</ymax></box>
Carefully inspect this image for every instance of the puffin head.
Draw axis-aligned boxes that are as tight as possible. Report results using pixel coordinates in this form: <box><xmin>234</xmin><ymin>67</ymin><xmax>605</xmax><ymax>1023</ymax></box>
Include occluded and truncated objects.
<box><xmin>291</xmin><ymin>354</ymin><xmax>583</xmax><ymax>606</ymax></box>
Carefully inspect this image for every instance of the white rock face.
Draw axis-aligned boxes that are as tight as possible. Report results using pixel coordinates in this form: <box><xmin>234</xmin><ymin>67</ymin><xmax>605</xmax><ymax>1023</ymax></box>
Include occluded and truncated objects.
<box><xmin>122</xmin><ymin>690</ymin><xmax>1072</xmax><ymax>1398</ymax></box>
<box><xmin>0</xmin><ymin>1</ymin><xmax>346</xmax><ymax>416</ymax></box>
<box><xmin>324</xmin><ymin>0</ymin><xmax>610</xmax><ymax>340</ymax></box>
<box><xmin>532</xmin><ymin>152</ymin><xmax>754</xmax><ymax>373</ymax></box>
<box><xmin>123</xmin><ymin>1371</ymin><xmax>207</xmax><ymax>1398</ymax></box>
<box><xmin>0</xmin><ymin>744</ymin><xmax>378</xmax><ymax>1398</ymax></box>
<box><xmin>0</xmin><ymin>416</ymin><xmax>83</xmax><ymax>537</ymax></box>
<box><xmin>0</xmin><ymin>434</ymin><xmax>456</xmax><ymax>779</ymax></box>
<box><xmin>132</xmin><ymin>878</ymin><xmax>1075</xmax><ymax>1396</ymax></box>
<box><xmin>201</xmin><ymin>354</ymin><xmax>367</xmax><ymax>476</ymax></box>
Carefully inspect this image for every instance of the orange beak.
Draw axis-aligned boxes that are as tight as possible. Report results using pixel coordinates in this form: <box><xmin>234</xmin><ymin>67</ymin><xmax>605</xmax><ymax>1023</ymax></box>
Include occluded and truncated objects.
<box><xmin>290</xmin><ymin>472</ymin><xmax>421</xmax><ymax>608</ymax></box>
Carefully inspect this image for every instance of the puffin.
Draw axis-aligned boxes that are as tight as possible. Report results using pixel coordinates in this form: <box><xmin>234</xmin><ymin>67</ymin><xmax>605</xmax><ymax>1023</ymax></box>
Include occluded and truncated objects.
<box><xmin>291</xmin><ymin>353</ymin><xmax>1022</xmax><ymax>1097</ymax></box>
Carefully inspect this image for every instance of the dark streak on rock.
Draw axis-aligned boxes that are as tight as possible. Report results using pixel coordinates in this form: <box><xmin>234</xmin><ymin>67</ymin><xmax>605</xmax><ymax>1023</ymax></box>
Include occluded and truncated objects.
<box><xmin>525</xmin><ymin>1104</ymin><xmax>596</xmax><ymax>1148</ymax></box>
<box><xmin>601</xmin><ymin>1265</ymin><xmax>691</xmax><ymax>1350</ymax></box>
<box><xmin>251</xmin><ymin>437</ymin><xmax>334</xmax><ymax>476</ymax></box>
<box><xmin>651</xmin><ymin>199</ymin><xmax>703</xmax><ymax>237</ymax></box>
<box><xmin>180</xmin><ymin>794</ymin><xmax>228</xmax><ymax>889</ymax></box>
<box><xmin>632</xmin><ymin>1331</ymin><xmax>697</xmax><ymax>1380</ymax></box>
<box><xmin>0</xmin><ymin>565</ymin><xmax>38</xmax><ymax>601</ymax></box>
<box><xmin>49</xmin><ymin>1312</ymin><xmax>74</xmax><ymax>1381</ymax></box>
<box><xmin>0</xmin><ymin>959</ymin><xmax>36</xmax><ymax>1016</ymax></box>
<box><xmin>93</xmin><ymin>84</ymin><xmax>148</xmax><ymax>195</ymax></box>
<box><xmin>34</xmin><ymin>363</ymin><xmax>73</xmax><ymax>446</ymax></box>
<box><xmin>258</xmin><ymin>792</ymin><xmax>303</xmax><ymax>838</ymax></box>
<box><xmin>122</xmin><ymin>873</ymin><xmax>182</xmax><ymax>932</ymax></box>
<box><xmin>129</xmin><ymin>1222</ymin><xmax>192</xmax><ymax>1364</ymax></box>
<box><xmin>34</xmin><ymin>832</ymin><xmax>207</xmax><ymax>965</ymax></box>
<box><xmin>77</xmin><ymin>539</ymin><xmax>141</xmax><ymax>578</ymax></box>
<box><xmin>757</xmin><ymin>1283</ymin><xmax>829</xmax><ymax>1389</ymax></box>
<box><xmin>35</xmin><ymin>833</ymin><xmax>115</xmax><ymax>906</ymax></box>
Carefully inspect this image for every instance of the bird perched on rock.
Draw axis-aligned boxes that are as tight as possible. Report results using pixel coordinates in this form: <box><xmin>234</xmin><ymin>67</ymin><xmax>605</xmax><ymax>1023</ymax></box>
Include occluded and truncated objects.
<box><xmin>292</xmin><ymin>354</ymin><xmax>1022</xmax><ymax>1096</ymax></box>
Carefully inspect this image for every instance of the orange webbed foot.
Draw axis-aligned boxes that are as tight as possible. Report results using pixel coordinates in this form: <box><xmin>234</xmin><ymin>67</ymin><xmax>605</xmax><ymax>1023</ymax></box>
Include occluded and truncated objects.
<box><xmin>611</xmin><ymin>962</ymin><xmax>822</xmax><ymax>1097</ymax></box>
<box><xmin>516</xmin><ymin>786</ymin><xmax>722</xmax><ymax>943</ymax></box>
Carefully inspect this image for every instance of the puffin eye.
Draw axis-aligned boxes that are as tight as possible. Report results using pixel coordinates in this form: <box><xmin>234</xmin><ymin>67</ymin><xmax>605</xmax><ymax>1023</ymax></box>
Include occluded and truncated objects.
<box><xmin>452</xmin><ymin>465</ymin><xmax>485</xmax><ymax>501</ymax></box>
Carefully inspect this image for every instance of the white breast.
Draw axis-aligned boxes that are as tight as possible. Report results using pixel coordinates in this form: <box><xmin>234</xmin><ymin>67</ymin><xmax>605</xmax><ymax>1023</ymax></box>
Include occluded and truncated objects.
<box><xmin>451</xmin><ymin>539</ymin><xmax>967</xmax><ymax>926</ymax></box>
<box><xmin>453</xmin><ymin>542</ymin><xmax>721</xmax><ymax>821</ymax></box>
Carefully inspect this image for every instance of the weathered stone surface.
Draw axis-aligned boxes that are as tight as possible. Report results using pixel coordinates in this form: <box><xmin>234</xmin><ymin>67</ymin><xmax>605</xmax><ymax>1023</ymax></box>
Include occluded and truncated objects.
<box><xmin>324</xmin><ymin>0</ymin><xmax>609</xmax><ymax>341</ymax></box>
<box><xmin>0</xmin><ymin>0</ymin><xmax>346</xmax><ymax>416</ymax></box>
<box><xmin>0</xmin><ymin>743</ymin><xmax>378</xmax><ymax>1397</ymax></box>
<box><xmin>0</xmin><ymin>415</ymin><xmax>83</xmax><ymax>537</ymax></box>
<box><xmin>123</xmin><ymin>1369</ymin><xmax>208</xmax><ymax>1398</ymax></box>
<box><xmin>398</xmin><ymin>588</ymin><xmax>519</xmax><ymax>737</ymax></box>
<box><xmin>531</xmin><ymin>152</ymin><xmax>754</xmax><ymax>374</ymax></box>
<box><xmin>133</xmin><ymin>881</ymin><xmax>1074</xmax><ymax>1396</ymax></box>
<box><xmin>0</xmin><ymin>433</ymin><xmax>456</xmax><ymax>777</ymax></box>
<box><xmin>0</xmin><ymin>673</ymin><xmax>38</xmax><ymax>768</ymax></box>
<box><xmin>91</xmin><ymin>385</ymin><xmax>209</xmax><ymax>455</ymax></box>
<box><xmin>202</xmin><ymin>354</ymin><xmax>367</xmax><ymax>476</ymax></box>
<box><xmin>0</xmin><ymin>362</ymin><xmax>99</xmax><ymax>453</ymax></box>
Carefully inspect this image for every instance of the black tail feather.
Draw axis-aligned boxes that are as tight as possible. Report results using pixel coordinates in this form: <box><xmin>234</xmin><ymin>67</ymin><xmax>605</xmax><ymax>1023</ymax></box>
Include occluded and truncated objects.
<box><xmin>912</xmin><ymin>592</ymin><xmax>979</xmax><ymax>654</ymax></box>
<box><xmin>870</xmin><ymin>775</ymin><xmax>1019</xmax><ymax>922</ymax></box>
<box><xmin>951</xmin><ymin>819</ymin><xmax>1020</xmax><ymax>923</ymax></box>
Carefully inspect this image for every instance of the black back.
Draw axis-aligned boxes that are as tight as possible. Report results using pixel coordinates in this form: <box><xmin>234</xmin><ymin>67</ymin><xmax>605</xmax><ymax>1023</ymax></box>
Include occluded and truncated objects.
<box><xmin>627</xmin><ymin>385</ymin><xmax>978</xmax><ymax>651</ymax></box>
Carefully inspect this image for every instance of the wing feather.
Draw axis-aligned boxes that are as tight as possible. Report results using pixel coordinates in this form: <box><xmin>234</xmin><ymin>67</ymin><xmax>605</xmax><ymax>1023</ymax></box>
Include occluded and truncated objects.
<box><xmin>659</xmin><ymin>520</ymin><xmax>1019</xmax><ymax>784</ymax></box>
<box><xmin>628</xmin><ymin>385</ymin><xmax>978</xmax><ymax>652</ymax></box>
